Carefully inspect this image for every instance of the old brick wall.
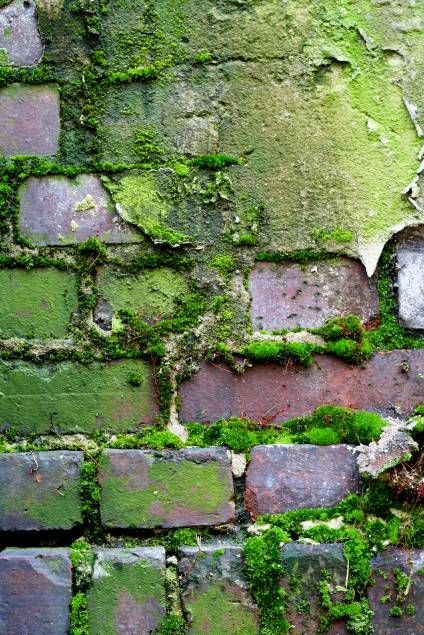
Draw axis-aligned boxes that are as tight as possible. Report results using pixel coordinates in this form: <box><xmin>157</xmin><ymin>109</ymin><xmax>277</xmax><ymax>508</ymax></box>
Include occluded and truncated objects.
<box><xmin>0</xmin><ymin>1</ymin><xmax>423</xmax><ymax>633</ymax></box>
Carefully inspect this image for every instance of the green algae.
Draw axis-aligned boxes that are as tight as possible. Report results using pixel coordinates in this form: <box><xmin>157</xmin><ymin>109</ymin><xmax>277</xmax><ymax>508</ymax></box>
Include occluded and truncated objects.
<box><xmin>100</xmin><ymin>455</ymin><xmax>231</xmax><ymax>527</ymax></box>
<box><xmin>186</xmin><ymin>584</ymin><xmax>258</xmax><ymax>635</ymax></box>
<box><xmin>0</xmin><ymin>478</ymin><xmax>82</xmax><ymax>529</ymax></box>
<box><xmin>103</xmin><ymin>173</ymin><xmax>191</xmax><ymax>247</ymax></box>
<box><xmin>97</xmin><ymin>266</ymin><xmax>188</xmax><ymax>324</ymax></box>
<box><xmin>87</xmin><ymin>558</ymin><xmax>165</xmax><ymax>634</ymax></box>
<box><xmin>0</xmin><ymin>268</ymin><xmax>78</xmax><ymax>339</ymax></box>
<box><xmin>0</xmin><ymin>359</ymin><xmax>155</xmax><ymax>434</ymax></box>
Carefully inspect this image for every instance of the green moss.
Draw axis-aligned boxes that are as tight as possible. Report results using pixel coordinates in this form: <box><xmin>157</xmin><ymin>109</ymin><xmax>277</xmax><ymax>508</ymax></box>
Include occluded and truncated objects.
<box><xmin>103</xmin><ymin>173</ymin><xmax>191</xmax><ymax>247</ymax></box>
<box><xmin>244</xmin><ymin>340</ymin><xmax>317</xmax><ymax>367</ymax></box>
<box><xmin>304</xmin><ymin>427</ymin><xmax>340</xmax><ymax>445</ymax></box>
<box><xmin>210</xmin><ymin>255</ymin><xmax>235</xmax><ymax>277</ymax></box>
<box><xmin>79</xmin><ymin>459</ymin><xmax>101</xmax><ymax>539</ymax></box>
<box><xmin>70</xmin><ymin>592</ymin><xmax>88</xmax><ymax>635</ymax></box>
<box><xmin>187</xmin><ymin>418</ymin><xmax>285</xmax><ymax>454</ymax></box>
<box><xmin>316</xmin><ymin>315</ymin><xmax>364</xmax><ymax>342</ymax></box>
<box><xmin>192</xmin><ymin>154</ymin><xmax>241</xmax><ymax>170</ymax></box>
<box><xmin>286</xmin><ymin>405</ymin><xmax>386</xmax><ymax>445</ymax></box>
<box><xmin>157</xmin><ymin>615</ymin><xmax>187</xmax><ymax>634</ymax></box>
<box><xmin>244</xmin><ymin>527</ymin><xmax>290</xmax><ymax>634</ymax></box>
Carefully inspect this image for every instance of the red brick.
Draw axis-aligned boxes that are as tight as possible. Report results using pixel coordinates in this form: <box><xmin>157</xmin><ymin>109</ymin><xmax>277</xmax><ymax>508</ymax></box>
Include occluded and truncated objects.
<box><xmin>249</xmin><ymin>259</ymin><xmax>378</xmax><ymax>331</ymax></box>
<box><xmin>0</xmin><ymin>548</ymin><xmax>71</xmax><ymax>635</ymax></box>
<box><xmin>179</xmin><ymin>351</ymin><xmax>424</xmax><ymax>424</ymax></box>
<box><xmin>245</xmin><ymin>444</ymin><xmax>358</xmax><ymax>518</ymax></box>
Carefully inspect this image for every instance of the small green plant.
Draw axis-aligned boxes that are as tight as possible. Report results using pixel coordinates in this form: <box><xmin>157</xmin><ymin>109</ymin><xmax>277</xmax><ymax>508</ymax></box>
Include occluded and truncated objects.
<box><xmin>192</xmin><ymin>153</ymin><xmax>241</xmax><ymax>170</ymax></box>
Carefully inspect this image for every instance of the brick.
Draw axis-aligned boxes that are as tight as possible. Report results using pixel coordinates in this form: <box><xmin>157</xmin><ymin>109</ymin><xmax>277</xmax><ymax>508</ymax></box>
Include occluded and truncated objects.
<box><xmin>281</xmin><ymin>543</ymin><xmax>348</xmax><ymax>634</ymax></box>
<box><xmin>0</xmin><ymin>0</ymin><xmax>43</xmax><ymax>67</ymax></box>
<box><xmin>0</xmin><ymin>359</ymin><xmax>158</xmax><ymax>434</ymax></box>
<box><xmin>0</xmin><ymin>84</ymin><xmax>59</xmax><ymax>156</ymax></box>
<box><xmin>0</xmin><ymin>548</ymin><xmax>71</xmax><ymax>635</ymax></box>
<box><xmin>99</xmin><ymin>448</ymin><xmax>235</xmax><ymax>529</ymax></box>
<box><xmin>19</xmin><ymin>174</ymin><xmax>142</xmax><ymax>246</ymax></box>
<box><xmin>368</xmin><ymin>548</ymin><xmax>424</xmax><ymax>634</ymax></box>
<box><xmin>0</xmin><ymin>268</ymin><xmax>78</xmax><ymax>339</ymax></box>
<box><xmin>179</xmin><ymin>351</ymin><xmax>424</xmax><ymax>424</ymax></box>
<box><xmin>95</xmin><ymin>266</ymin><xmax>188</xmax><ymax>331</ymax></box>
<box><xmin>245</xmin><ymin>444</ymin><xmax>359</xmax><ymax>518</ymax></box>
<box><xmin>0</xmin><ymin>451</ymin><xmax>83</xmax><ymax>531</ymax></box>
<box><xmin>87</xmin><ymin>547</ymin><xmax>166</xmax><ymax>635</ymax></box>
<box><xmin>249</xmin><ymin>259</ymin><xmax>379</xmax><ymax>331</ymax></box>
<box><xmin>179</xmin><ymin>545</ymin><xmax>259</xmax><ymax>634</ymax></box>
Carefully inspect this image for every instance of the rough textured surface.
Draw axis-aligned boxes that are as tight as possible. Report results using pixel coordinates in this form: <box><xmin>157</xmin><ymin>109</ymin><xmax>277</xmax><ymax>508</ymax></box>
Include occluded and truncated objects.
<box><xmin>0</xmin><ymin>450</ymin><xmax>83</xmax><ymax>531</ymax></box>
<box><xmin>0</xmin><ymin>0</ymin><xmax>43</xmax><ymax>67</ymax></box>
<box><xmin>99</xmin><ymin>448</ymin><xmax>235</xmax><ymax>529</ymax></box>
<box><xmin>356</xmin><ymin>420</ymin><xmax>419</xmax><ymax>477</ymax></box>
<box><xmin>0</xmin><ymin>359</ymin><xmax>157</xmax><ymax>434</ymax></box>
<box><xmin>397</xmin><ymin>247</ymin><xmax>424</xmax><ymax>330</ymax></box>
<box><xmin>249</xmin><ymin>259</ymin><xmax>379</xmax><ymax>330</ymax></box>
<box><xmin>0</xmin><ymin>548</ymin><xmax>71</xmax><ymax>635</ymax></box>
<box><xmin>368</xmin><ymin>548</ymin><xmax>424</xmax><ymax>634</ymax></box>
<box><xmin>0</xmin><ymin>268</ymin><xmax>78</xmax><ymax>339</ymax></box>
<box><xmin>245</xmin><ymin>444</ymin><xmax>359</xmax><ymax>518</ymax></box>
<box><xmin>95</xmin><ymin>266</ymin><xmax>188</xmax><ymax>330</ymax></box>
<box><xmin>0</xmin><ymin>84</ymin><xmax>59</xmax><ymax>156</ymax></box>
<box><xmin>179</xmin><ymin>352</ymin><xmax>424</xmax><ymax>424</ymax></box>
<box><xmin>19</xmin><ymin>175</ymin><xmax>142</xmax><ymax>246</ymax></box>
<box><xmin>281</xmin><ymin>543</ymin><xmax>348</xmax><ymax>635</ymax></box>
<box><xmin>179</xmin><ymin>545</ymin><xmax>259</xmax><ymax>634</ymax></box>
<box><xmin>87</xmin><ymin>547</ymin><xmax>166</xmax><ymax>635</ymax></box>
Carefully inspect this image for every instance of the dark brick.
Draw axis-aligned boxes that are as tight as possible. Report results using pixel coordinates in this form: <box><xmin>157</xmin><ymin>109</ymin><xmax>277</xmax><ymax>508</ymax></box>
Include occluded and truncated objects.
<box><xmin>19</xmin><ymin>175</ymin><xmax>142</xmax><ymax>246</ymax></box>
<box><xmin>0</xmin><ymin>0</ymin><xmax>43</xmax><ymax>67</ymax></box>
<box><xmin>179</xmin><ymin>545</ymin><xmax>259</xmax><ymax>634</ymax></box>
<box><xmin>87</xmin><ymin>547</ymin><xmax>166</xmax><ymax>635</ymax></box>
<box><xmin>245</xmin><ymin>444</ymin><xmax>358</xmax><ymax>518</ymax></box>
<box><xmin>179</xmin><ymin>351</ymin><xmax>424</xmax><ymax>424</ymax></box>
<box><xmin>281</xmin><ymin>543</ymin><xmax>348</xmax><ymax>634</ymax></box>
<box><xmin>0</xmin><ymin>84</ymin><xmax>59</xmax><ymax>156</ymax></box>
<box><xmin>368</xmin><ymin>547</ymin><xmax>424</xmax><ymax>634</ymax></box>
<box><xmin>248</xmin><ymin>259</ymin><xmax>378</xmax><ymax>331</ymax></box>
<box><xmin>0</xmin><ymin>451</ymin><xmax>83</xmax><ymax>531</ymax></box>
<box><xmin>0</xmin><ymin>548</ymin><xmax>71</xmax><ymax>635</ymax></box>
<box><xmin>99</xmin><ymin>448</ymin><xmax>235</xmax><ymax>529</ymax></box>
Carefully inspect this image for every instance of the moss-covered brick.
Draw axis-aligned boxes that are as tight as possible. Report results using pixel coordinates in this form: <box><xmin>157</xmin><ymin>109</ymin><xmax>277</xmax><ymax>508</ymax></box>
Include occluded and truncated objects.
<box><xmin>87</xmin><ymin>547</ymin><xmax>166</xmax><ymax>635</ymax></box>
<box><xmin>0</xmin><ymin>451</ymin><xmax>83</xmax><ymax>531</ymax></box>
<box><xmin>179</xmin><ymin>545</ymin><xmax>259</xmax><ymax>635</ymax></box>
<box><xmin>0</xmin><ymin>359</ymin><xmax>158</xmax><ymax>434</ymax></box>
<box><xmin>95</xmin><ymin>266</ymin><xmax>188</xmax><ymax>329</ymax></box>
<box><xmin>99</xmin><ymin>448</ymin><xmax>235</xmax><ymax>529</ymax></box>
<box><xmin>0</xmin><ymin>268</ymin><xmax>78</xmax><ymax>339</ymax></box>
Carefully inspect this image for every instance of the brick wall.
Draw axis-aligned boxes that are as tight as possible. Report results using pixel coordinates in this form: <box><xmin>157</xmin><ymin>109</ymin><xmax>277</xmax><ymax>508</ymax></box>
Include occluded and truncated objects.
<box><xmin>0</xmin><ymin>1</ymin><xmax>423</xmax><ymax>633</ymax></box>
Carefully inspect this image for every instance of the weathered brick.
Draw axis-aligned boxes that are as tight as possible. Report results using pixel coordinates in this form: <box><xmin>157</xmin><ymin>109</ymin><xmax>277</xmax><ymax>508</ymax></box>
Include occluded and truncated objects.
<box><xmin>0</xmin><ymin>0</ymin><xmax>43</xmax><ymax>67</ymax></box>
<box><xmin>99</xmin><ymin>448</ymin><xmax>235</xmax><ymax>529</ymax></box>
<box><xmin>281</xmin><ymin>543</ymin><xmax>348</xmax><ymax>634</ymax></box>
<box><xmin>95</xmin><ymin>266</ymin><xmax>188</xmax><ymax>331</ymax></box>
<box><xmin>19</xmin><ymin>174</ymin><xmax>142</xmax><ymax>246</ymax></box>
<box><xmin>0</xmin><ymin>451</ymin><xmax>83</xmax><ymax>531</ymax></box>
<box><xmin>0</xmin><ymin>268</ymin><xmax>78</xmax><ymax>339</ymax></box>
<box><xmin>368</xmin><ymin>547</ymin><xmax>424</xmax><ymax>634</ymax></box>
<box><xmin>87</xmin><ymin>547</ymin><xmax>166</xmax><ymax>635</ymax></box>
<box><xmin>245</xmin><ymin>444</ymin><xmax>359</xmax><ymax>518</ymax></box>
<box><xmin>249</xmin><ymin>259</ymin><xmax>379</xmax><ymax>330</ymax></box>
<box><xmin>0</xmin><ymin>548</ymin><xmax>71</xmax><ymax>635</ymax></box>
<box><xmin>0</xmin><ymin>359</ymin><xmax>157</xmax><ymax>434</ymax></box>
<box><xmin>179</xmin><ymin>545</ymin><xmax>259</xmax><ymax>634</ymax></box>
<box><xmin>179</xmin><ymin>351</ymin><xmax>424</xmax><ymax>424</ymax></box>
<box><xmin>0</xmin><ymin>84</ymin><xmax>59</xmax><ymax>156</ymax></box>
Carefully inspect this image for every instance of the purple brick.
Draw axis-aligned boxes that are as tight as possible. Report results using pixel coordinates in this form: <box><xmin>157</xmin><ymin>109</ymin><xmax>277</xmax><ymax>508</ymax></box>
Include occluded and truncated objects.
<box><xmin>245</xmin><ymin>444</ymin><xmax>359</xmax><ymax>518</ymax></box>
